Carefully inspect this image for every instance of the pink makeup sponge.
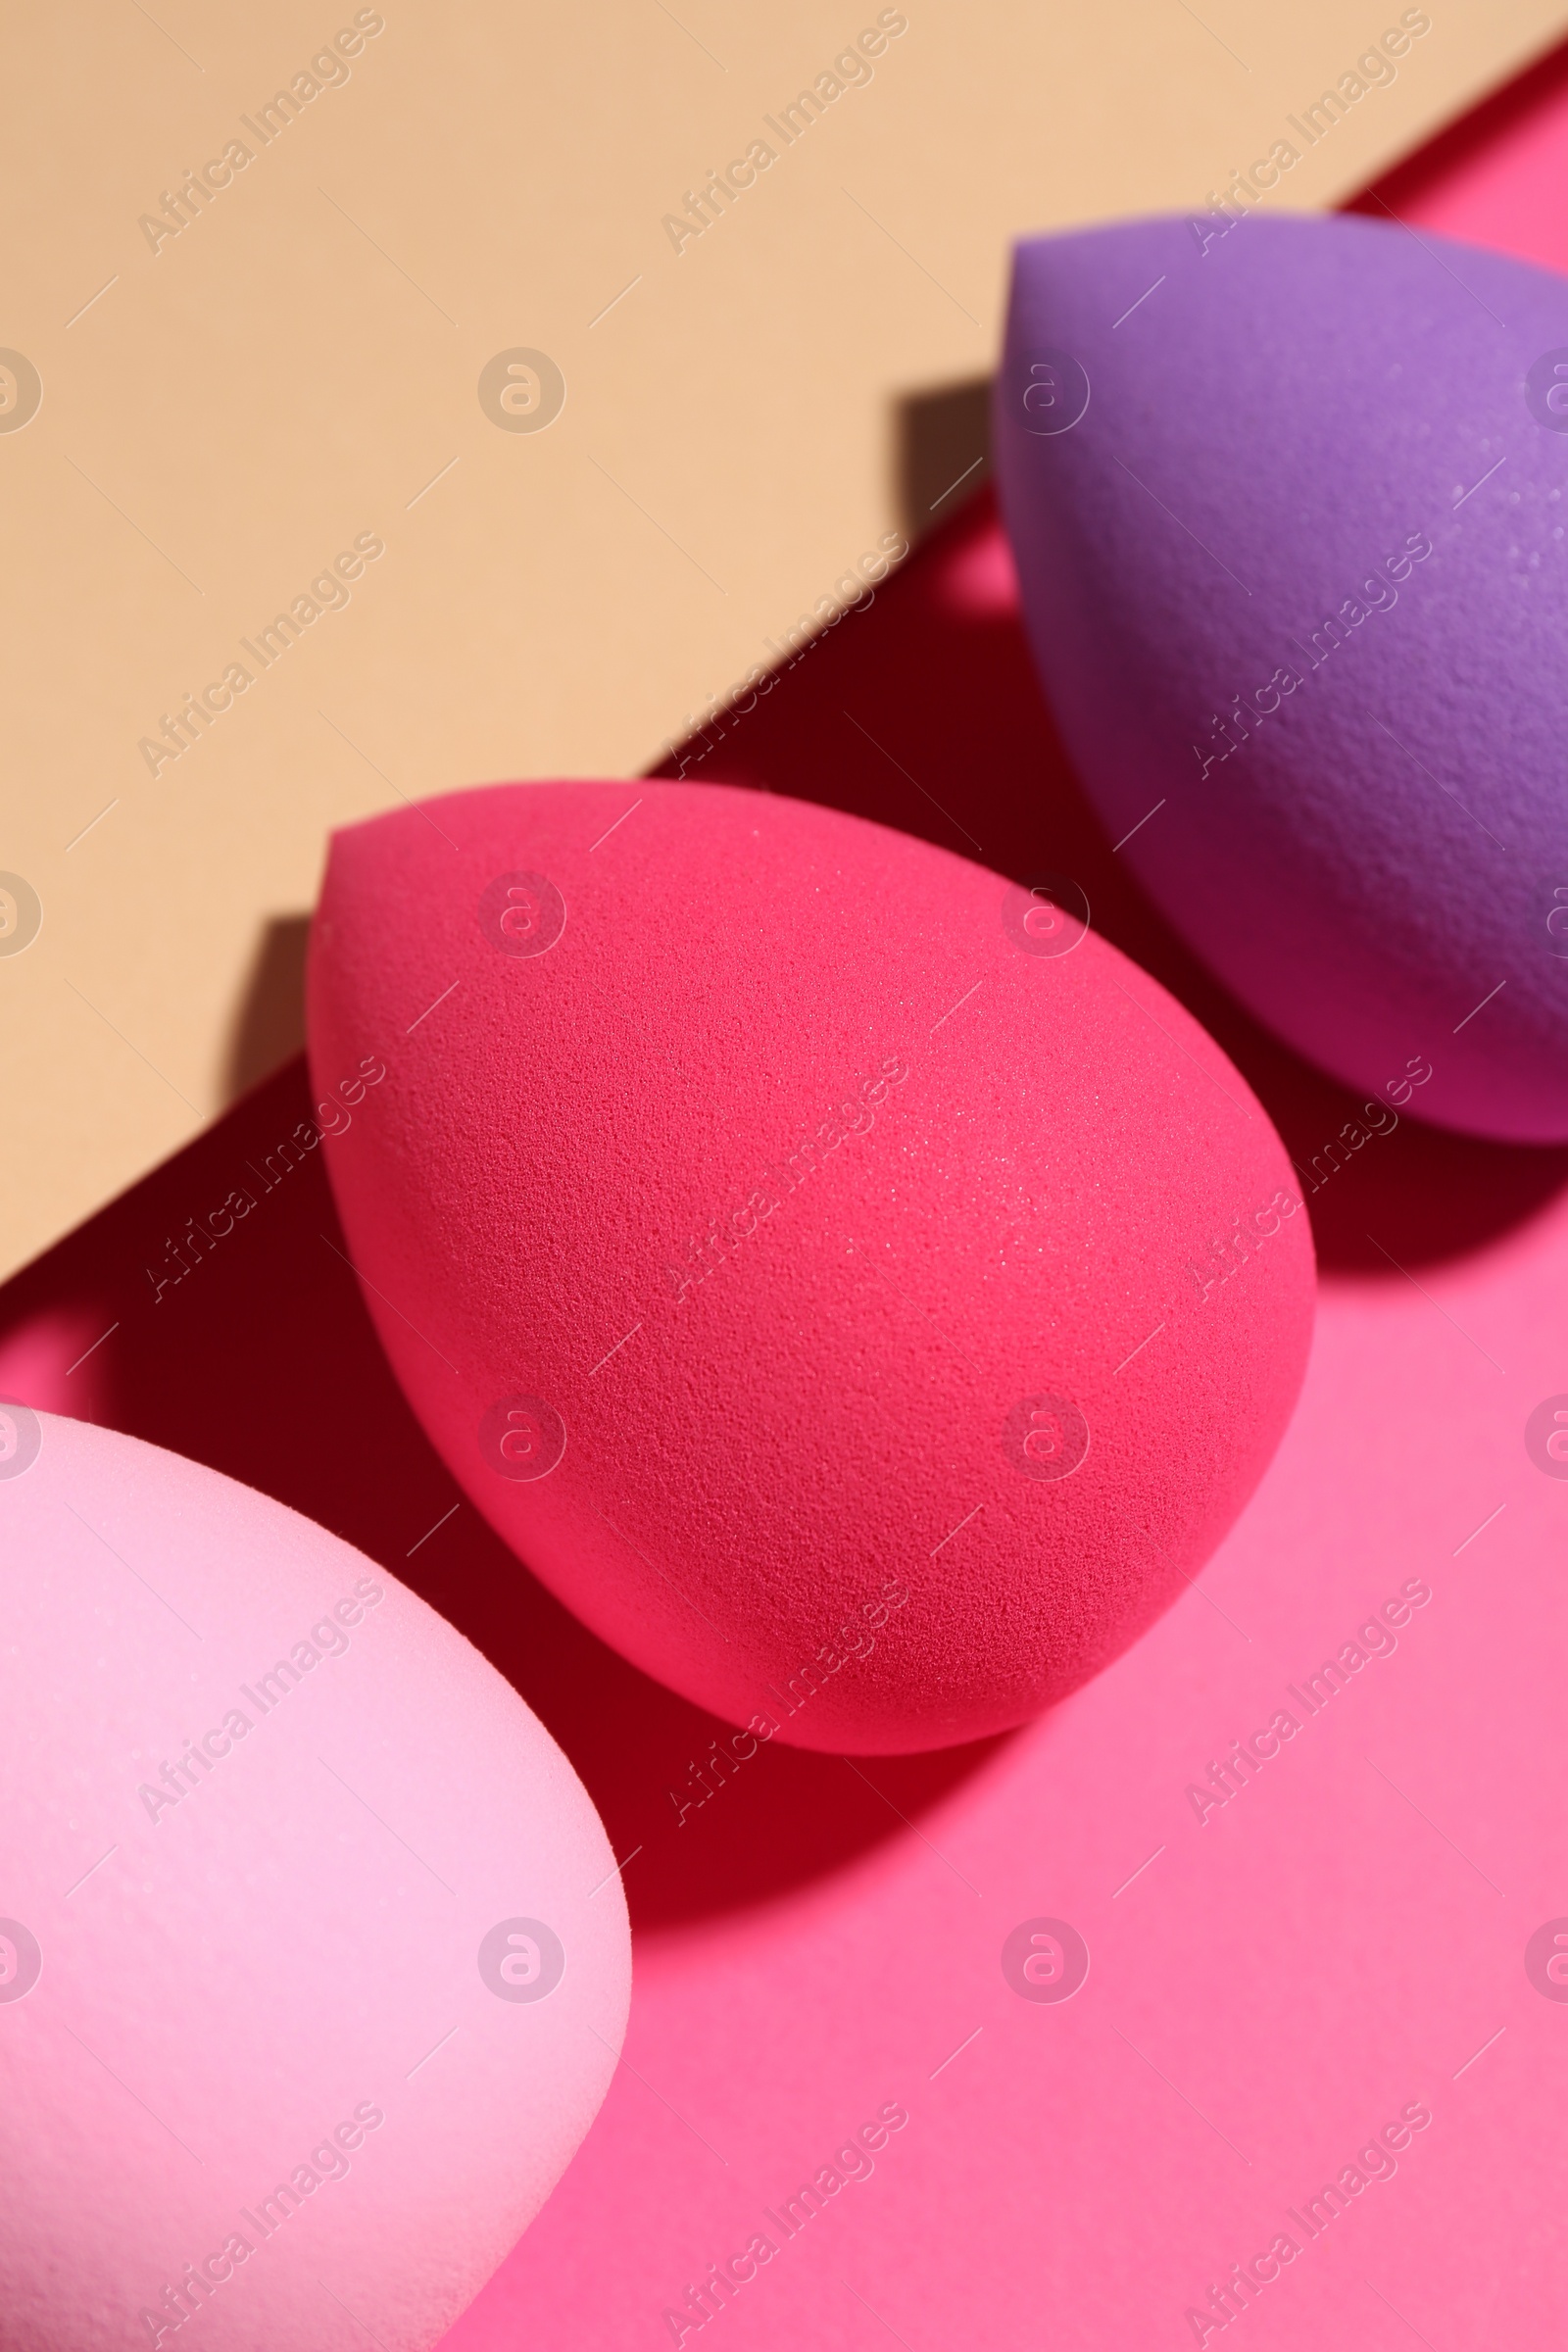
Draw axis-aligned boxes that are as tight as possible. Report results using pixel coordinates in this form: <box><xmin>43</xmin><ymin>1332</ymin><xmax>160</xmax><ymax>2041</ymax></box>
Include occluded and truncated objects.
<box><xmin>0</xmin><ymin>1411</ymin><xmax>629</xmax><ymax>2352</ymax></box>
<box><xmin>307</xmin><ymin>781</ymin><xmax>1314</xmax><ymax>1753</ymax></box>
<box><xmin>996</xmin><ymin>211</ymin><xmax>1568</xmax><ymax>1141</ymax></box>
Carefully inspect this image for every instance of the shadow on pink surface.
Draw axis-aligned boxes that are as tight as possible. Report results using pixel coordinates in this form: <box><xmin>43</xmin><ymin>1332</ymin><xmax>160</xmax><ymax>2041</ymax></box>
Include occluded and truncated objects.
<box><xmin>1346</xmin><ymin>26</ymin><xmax>1568</xmax><ymax>265</ymax></box>
<box><xmin>0</xmin><ymin>1080</ymin><xmax>1006</xmax><ymax>1936</ymax></box>
<box><xmin>653</xmin><ymin>482</ymin><xmax>1568</xmax><ymax>1272</ymax></box>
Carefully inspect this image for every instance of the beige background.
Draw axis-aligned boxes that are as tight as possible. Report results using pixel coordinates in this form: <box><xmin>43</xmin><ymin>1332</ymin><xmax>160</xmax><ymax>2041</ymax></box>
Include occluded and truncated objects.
<box><xmin>2</xmin><ymin>0</ymin><xmax>1563</xmax><ymax>1280</ymax></box>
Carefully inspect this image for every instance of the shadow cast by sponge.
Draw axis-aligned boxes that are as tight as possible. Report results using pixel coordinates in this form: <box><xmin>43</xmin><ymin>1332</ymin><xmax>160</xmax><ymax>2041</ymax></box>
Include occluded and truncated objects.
<box><xmin>0</xmin><ymin>1054</ymin><xmax>1007</xmax><ymax>1935</ymax></box>
<box><xmin>655</xmin><ymin>480</ymin><xmax>1568</xmax><ymax>1271</ymax></box>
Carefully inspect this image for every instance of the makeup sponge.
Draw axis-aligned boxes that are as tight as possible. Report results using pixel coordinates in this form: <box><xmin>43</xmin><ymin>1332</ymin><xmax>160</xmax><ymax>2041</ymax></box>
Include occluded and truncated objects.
<box><xmin>996</xmin><ymin>211</ymin><xmax>1568</xmax><ymax>1142</ymax></box>
<box><xmin>0</xmin><ymin>1411</ymin><xmax>629</xmax><ymax>2352</ymax></box>
<box><xmin>307</xmin><ymin>780</ymin><xmax>1313</xmax><ymax>1752</ymax></box>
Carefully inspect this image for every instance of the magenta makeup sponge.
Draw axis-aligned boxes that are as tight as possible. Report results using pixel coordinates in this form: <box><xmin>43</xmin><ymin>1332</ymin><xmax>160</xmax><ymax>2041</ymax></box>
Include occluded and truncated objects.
<box><xmin>996</xmin><ymin>211</ymin><xmax>1568</xmax><ymax>1141</ymax></box>
<box><xmin>0</xmin><ymin>1412</ymin><xmax>629</xmax><ymax>2352</ymax></box>
<box><xmin>307</xmin><ymin>780</ymin><xmax>1313</xmax><ymax>1752</ymax></box>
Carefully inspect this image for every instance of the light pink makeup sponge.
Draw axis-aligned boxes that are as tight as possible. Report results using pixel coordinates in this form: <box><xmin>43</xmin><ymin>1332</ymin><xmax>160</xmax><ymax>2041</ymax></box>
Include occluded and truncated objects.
<box><xmin>0</xmin><ymin>1411</ymin><xmax>629</xmax><ymax>2352</ymax></box>
<box><xmin>308</xmin><ymin>781</ymin><xmax>1315</xmax><ymax>1753</ymax></box>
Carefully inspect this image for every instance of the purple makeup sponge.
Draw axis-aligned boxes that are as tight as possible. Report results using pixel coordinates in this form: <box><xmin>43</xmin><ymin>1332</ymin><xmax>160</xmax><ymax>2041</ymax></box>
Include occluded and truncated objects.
<box><xmin>996</xmin><ymin>211</ymin><xmax>1568</xmax><ymax>1143</ymax></box>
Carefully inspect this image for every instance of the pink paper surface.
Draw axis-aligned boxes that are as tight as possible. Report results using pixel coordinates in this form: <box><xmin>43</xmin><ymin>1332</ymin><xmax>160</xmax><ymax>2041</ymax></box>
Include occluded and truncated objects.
<box><xmin>5</xmin><ymin>42</ymin><xmax>1568</xmax><ymax>2349</ymax></box>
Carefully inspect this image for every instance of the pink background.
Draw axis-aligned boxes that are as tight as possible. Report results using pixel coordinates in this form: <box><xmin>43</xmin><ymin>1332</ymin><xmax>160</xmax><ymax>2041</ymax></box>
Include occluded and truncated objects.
<box><xmin>6</xmin><ymin>42</ymin><xmax>1568</xmax><ymax>2346</ymax></box>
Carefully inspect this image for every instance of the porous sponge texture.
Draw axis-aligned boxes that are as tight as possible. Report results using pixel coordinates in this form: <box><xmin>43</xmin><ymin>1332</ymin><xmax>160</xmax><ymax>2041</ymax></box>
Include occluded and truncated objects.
<box><xmin>997</xmin><ymin>211</ymin><xmax>1568</xmax><ymax>1142</ymax></box>
<box><xmin>308</xmin><ymin>781</ymin><xmax>1314</xmax><ymax>1752</ymax></box>
<box><xmin>0</xmin><ymin>1413</ymin><xmax>629</xmax><ymax>2352</ymax></box>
